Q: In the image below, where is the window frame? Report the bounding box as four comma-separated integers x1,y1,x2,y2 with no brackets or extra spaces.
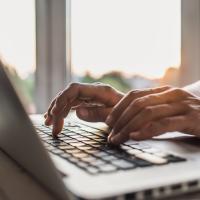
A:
35,0,200,112
35,0,71,113
180,0,200,86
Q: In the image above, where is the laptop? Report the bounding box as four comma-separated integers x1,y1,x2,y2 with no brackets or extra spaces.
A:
1,64,200,200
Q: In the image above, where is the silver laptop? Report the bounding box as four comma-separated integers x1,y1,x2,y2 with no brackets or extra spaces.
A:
1,64,200,200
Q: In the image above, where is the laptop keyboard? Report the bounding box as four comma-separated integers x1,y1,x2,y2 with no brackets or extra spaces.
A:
35,122,186,175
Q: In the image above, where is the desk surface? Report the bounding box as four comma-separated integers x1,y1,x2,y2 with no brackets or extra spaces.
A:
0,149,200,200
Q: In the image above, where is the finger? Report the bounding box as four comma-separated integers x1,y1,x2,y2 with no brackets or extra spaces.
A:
51,82,123,117
52,117,64,137
45,93,61,126
111,102,189,136
108,87,191,132
129,115,189,141
51,99,110,135
76,106,111,122
44,113,47,118
106,86,171,127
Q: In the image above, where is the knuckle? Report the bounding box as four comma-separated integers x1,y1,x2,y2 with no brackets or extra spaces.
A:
163,85,172,90
143,107,153,116
103,84,113,92
127,90,139,98
69,82,79,89
172,88,185,96
147,122,157,133
94,82,102,85
55,95,62,104
133,98,143,109
160,118,171,127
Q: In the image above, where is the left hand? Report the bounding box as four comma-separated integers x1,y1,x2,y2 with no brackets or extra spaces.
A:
106,86,200,144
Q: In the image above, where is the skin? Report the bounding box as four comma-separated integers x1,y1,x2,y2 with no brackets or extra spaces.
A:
44,82,123,137
45,83,200,145
106,86,200,144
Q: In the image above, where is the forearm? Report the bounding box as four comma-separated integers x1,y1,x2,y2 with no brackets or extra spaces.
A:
183,81,200,97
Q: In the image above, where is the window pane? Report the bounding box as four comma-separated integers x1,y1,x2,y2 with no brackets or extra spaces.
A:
0,0,35,113
71,0,181,92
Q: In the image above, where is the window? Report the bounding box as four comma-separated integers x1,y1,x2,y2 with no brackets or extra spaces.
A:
71,0,181,92
0,0,36,113
1,0,197,113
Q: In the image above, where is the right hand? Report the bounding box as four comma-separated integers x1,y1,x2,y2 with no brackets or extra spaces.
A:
44,82,124,137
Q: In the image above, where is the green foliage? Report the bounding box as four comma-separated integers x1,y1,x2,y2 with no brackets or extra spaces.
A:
3,64,34,110
80,70,131,92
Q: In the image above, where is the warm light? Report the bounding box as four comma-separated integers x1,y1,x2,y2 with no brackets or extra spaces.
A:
71,0,181,78
0,0,35,79
0,0,181,79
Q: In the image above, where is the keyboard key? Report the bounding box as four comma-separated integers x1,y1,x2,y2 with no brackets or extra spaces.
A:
58,144,75,150
71,142,87,147
56,142,68,146
136,153,167,165
87,167,99,174
143,148,161,154
91,159,107,166
128,157,152,167
84,149,99,154
98,164,117,173
76,137,90,141
51,149,63,154
46,146,56,151
95,152,110,157
111,160,136,169
165,155,186,163
68,157,79,163
81,156,97,163
87,135,101,140
63,139,79,143
73,153,89,159
154,152,169,158
64,149,82,154
62,131,77,136
102,155,118,161
78,146,93,150
78,162,89,168
58,145,75,150
79,132,94,136
90,143,102,148
70,135,85,139
83,141,99,145
60,153,71,159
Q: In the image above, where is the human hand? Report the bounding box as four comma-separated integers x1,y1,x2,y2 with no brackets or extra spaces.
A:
44,82,123,137
106,86,200,144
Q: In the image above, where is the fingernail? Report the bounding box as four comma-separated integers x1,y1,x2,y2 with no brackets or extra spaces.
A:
79,109,88,118
107,130,114,143
105,116,112,125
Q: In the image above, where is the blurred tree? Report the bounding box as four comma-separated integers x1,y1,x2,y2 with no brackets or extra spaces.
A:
2,61,34,112
80,70,131,92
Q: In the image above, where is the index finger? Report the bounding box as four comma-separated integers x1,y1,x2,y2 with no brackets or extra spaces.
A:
106,86,171,127
51,82,123,117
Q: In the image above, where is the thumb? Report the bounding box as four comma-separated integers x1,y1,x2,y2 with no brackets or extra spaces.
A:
76,106,111,122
